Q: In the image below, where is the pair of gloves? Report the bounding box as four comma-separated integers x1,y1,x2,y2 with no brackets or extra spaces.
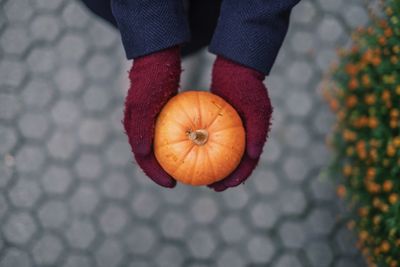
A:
123,45,273,191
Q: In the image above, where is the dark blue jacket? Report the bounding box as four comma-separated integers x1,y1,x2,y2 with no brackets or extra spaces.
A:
81,0,301,75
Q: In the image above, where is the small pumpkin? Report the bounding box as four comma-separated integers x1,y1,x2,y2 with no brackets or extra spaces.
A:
154,90,245,186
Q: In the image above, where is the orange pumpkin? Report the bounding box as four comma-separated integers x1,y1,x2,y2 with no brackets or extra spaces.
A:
154,90,245,186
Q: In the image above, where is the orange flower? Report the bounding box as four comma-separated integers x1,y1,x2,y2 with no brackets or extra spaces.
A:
346,95,358,108
383,180,394,192
387,144,396,156
381,241,391,253
362,75,371,87
365,94,376,105
349,78,359,90
390,119,398,129
368,117,379,128
389,194,398,204
391,109,399,117
382,90,391,101
345,63,358,76
343,164,352,176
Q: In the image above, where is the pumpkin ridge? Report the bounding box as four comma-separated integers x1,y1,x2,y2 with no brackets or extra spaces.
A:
210,140,242,154
210,125,243,134
157,139,189,148
196,92,202,128
175,98,196,130
206,103,227,129
205,148,216,183
171,143,196,174
188,146,199,185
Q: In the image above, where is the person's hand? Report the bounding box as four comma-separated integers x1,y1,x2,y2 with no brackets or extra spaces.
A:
123,45,181,188
208,56,273,192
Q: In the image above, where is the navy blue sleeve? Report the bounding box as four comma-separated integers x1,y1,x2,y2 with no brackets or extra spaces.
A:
111,0,190,59
209,0,301,75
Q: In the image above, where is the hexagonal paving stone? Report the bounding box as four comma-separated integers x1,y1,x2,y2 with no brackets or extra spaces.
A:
41,165,73,194
219,216,248,243
217,248,245,267
155,244,185,267
82,85,111,113
222,187,250,210
247,235,275,264
88,22,118,50
63,254,93,267
249,202,278,230
62,1,90,29
0,26,29,55
30,14,61,42
0,125,17,155
188,229,217,259
306,240,333,267
8,178,41,208
78,119,109,146
131,190,160,219
278,188,307,216
51,99,81,127
283,155,310,183
100,204,128,235
85,54,115,80
344,5,368,28
21,78,55,109
32,234,63,266
249,168,280,196
56,32,89,63
0,93,21,122
0,59,26,89
285,90,313,117
124,224,157,255
54,66,85,95
4,0,34,23
0,248,31,267
160,184,191,205
3,212,37,245
95,239,124,267
69,185,99,215
34,0,64,11
47,130,78,160
15,145,46,174
0,195,8,219
101,171,130,199
18,112,50,140
74,152,103,180
105,139,132,166
292,1,317,25
27,47,57,75
273,253,303,267
0,163,12,189
317,15,344,43
279,221,306,249
305,207,336,236
288,61,313,85
66,219,96,249
38,200,68,229
160,210,189,240
190,196,219,224
284,123,310,149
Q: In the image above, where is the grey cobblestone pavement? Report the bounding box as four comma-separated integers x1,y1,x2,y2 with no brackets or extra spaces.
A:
0,0,370,266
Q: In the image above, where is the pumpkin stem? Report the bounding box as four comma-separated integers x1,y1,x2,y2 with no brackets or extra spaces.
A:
187,129,209,146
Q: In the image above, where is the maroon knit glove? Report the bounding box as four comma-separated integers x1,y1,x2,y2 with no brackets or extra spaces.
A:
208,56,273,192
123,46,181,188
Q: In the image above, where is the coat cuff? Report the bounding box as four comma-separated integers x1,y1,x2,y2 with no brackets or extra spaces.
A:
111,0,190,59
209,0,300,75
